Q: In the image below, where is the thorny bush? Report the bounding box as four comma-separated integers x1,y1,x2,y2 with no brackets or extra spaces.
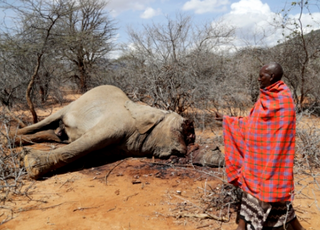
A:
0,120,27,205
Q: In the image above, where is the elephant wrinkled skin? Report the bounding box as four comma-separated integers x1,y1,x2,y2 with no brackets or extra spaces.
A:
16,85,196,179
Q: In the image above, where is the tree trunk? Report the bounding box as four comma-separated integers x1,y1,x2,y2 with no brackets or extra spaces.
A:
26,54,43,124
78,61,87,93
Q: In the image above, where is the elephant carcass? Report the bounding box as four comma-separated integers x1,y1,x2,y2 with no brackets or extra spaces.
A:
15,85,196,179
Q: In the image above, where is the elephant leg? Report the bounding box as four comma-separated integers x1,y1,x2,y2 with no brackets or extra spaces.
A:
13,130,62,146
24,127,122,179
17,106,68,135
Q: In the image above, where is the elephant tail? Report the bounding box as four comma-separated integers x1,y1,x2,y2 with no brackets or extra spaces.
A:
17,105,70,135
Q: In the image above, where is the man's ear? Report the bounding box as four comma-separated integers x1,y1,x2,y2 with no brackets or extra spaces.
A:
270,73,275,82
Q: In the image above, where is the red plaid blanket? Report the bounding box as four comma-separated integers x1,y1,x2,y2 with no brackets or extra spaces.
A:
223,81,296,202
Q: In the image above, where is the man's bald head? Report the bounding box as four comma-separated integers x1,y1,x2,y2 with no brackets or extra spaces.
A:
258,63,283,89
263,62,283,82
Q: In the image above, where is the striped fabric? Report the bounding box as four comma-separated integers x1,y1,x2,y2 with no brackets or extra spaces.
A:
239,191,296,230
223,81,296,202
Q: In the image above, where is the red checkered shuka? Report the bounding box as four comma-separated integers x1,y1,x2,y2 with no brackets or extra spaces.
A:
223,81,296,202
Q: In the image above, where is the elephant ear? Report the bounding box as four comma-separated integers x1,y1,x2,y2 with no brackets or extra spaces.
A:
125,100,167,134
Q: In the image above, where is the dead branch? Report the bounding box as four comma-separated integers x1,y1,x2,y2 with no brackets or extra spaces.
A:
105,159,127,185
172,194,230,222
124,193,139,202
107,206,117,212
73,205,102,212
16,203,64,213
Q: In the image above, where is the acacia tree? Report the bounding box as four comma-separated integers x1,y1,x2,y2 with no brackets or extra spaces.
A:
273,0,320,111
0,0,71,124
0,0,117,124
57,0,117,93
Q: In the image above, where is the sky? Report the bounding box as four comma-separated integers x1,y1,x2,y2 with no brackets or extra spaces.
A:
105,0,320,56
0,0,319,57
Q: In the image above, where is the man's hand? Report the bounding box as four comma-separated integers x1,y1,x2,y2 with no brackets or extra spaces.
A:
214,111,224,121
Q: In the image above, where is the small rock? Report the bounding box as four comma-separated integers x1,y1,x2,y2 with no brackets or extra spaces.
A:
132,180,141,184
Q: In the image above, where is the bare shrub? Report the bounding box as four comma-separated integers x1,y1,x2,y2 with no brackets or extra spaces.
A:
110,14,240,131
295,112,320,170
0,121,27,205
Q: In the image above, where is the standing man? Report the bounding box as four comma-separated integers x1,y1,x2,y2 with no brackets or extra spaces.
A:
215,63,305,230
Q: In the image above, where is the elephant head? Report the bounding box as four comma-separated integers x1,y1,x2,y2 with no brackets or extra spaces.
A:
125,101,195,158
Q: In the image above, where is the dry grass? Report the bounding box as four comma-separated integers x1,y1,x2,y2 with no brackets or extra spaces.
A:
1,104,320,227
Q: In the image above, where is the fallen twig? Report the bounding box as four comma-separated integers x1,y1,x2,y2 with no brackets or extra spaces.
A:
16,202,64,213
140,160,195,168
73,205,102,212
107,206,116,212
0,215,14,226
179,213,211,219
105,159,127,185
173,194,229,222
59,177,75,188
124,193,139,201
196,224,211,229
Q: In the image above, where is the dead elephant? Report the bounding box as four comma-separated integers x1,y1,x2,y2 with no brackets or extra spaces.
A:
13,85,196,179
15,85,224,179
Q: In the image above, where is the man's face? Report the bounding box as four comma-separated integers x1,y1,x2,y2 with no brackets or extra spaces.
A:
258,66,273,89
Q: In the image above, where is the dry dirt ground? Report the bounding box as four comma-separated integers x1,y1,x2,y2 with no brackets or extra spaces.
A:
1,154,320,230
1,95,320,230
1,156,233,230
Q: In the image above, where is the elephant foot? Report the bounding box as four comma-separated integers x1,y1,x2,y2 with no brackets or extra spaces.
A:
24,151,56,179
